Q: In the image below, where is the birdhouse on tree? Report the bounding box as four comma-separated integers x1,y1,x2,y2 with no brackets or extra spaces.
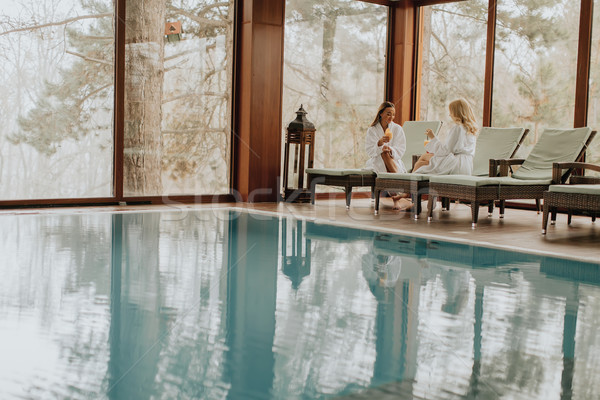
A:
165,21,182,43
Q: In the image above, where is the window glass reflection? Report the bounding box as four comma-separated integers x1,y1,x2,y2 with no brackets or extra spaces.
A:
282,0,388,177
493,0,580,157
124,0,234,196
0,1,114,200
419,1,488,127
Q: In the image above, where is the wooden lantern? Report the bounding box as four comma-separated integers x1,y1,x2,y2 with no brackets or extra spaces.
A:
281,218,311,289
283,105,316,202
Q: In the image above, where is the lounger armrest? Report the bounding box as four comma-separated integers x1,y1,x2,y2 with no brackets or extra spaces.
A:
493,158,525,176
552,162,600,183
489,159,499,177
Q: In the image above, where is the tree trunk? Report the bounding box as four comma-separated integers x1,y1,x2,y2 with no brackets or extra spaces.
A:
320,12,337,101
420,7,432,120
123,0,165,196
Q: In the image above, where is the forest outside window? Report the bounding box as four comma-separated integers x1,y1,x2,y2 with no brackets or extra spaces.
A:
281,0,388,189
419,1,488,130
492,0,580,157
123,0,234,197
0,0,115,200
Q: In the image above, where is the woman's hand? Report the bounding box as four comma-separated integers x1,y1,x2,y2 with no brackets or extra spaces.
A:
425,129,435,140
382,145,393,158
377,135,390,147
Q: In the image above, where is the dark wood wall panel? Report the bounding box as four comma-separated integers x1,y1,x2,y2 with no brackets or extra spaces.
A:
482,0,496,127
575,0,593,128
253,0,285,25
388,3,417,124
234,0,285,202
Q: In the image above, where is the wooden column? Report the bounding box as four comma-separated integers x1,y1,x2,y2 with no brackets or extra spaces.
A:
114,0,125,200
387,1,418,125
574,0,594,128
482,0,497,127
233,0,285,202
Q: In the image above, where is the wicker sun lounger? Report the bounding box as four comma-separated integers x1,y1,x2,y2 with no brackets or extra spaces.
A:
375,127,529,218
306,168,376,209
369,120,442,216
306,120,442,209
428,128,597,227
542,162,600,234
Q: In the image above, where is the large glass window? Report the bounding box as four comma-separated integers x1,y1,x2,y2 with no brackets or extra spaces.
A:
282,0,388,178
124,0,233,197
419,1,488,128
587,0,600,173
0,0,114,200
493,0,580,152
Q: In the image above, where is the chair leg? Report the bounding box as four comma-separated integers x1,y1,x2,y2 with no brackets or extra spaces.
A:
535,198,541,214
427,196,435,222
568,211,572,225
345,186,352,209
499,200,505,218
471,201,480,228
593,214,597,222
551,208,557,225
488,201,494,217
374,189,381,215
542,202,549,234
309,178,316,205
414,191,422,220
438,197,445,210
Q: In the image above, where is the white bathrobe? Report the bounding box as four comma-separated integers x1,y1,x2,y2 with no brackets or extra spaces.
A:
414,124,476,175
364,121,407,173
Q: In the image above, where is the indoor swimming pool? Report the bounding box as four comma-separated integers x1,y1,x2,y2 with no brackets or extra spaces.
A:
1,208,599,399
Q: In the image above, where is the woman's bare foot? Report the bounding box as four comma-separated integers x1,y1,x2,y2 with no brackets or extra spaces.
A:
391,193,409,201
393,197,413,211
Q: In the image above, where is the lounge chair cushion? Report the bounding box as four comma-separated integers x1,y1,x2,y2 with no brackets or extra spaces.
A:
548,184,600,195
306,168,375,176
402,121,443,169
472,127,525,176
429,175,500,187
494,176,552,186
512,127,593,180
376,172,430,181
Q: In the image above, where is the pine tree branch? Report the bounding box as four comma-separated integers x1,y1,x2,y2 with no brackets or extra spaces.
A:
197,2,230,16
0,13,113,37
78,83,113,106
162,92,228,105
168,5,229,28
66,50,112,66
162,127,226,135
431,7,486,24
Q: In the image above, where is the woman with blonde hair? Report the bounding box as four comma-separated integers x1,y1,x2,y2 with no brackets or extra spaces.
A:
413,98,478,175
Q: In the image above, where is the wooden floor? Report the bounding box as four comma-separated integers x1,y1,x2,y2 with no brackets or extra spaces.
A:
2,198,598,263
248,197,600,263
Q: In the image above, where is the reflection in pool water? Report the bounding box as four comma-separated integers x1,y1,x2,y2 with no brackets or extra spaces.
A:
0,209,599,399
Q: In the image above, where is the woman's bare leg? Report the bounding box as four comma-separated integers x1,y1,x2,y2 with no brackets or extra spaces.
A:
413,153,434,172
380,151,398,173
381,152,411,209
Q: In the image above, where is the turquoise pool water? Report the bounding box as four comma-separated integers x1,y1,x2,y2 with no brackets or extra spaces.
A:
0,208,599,399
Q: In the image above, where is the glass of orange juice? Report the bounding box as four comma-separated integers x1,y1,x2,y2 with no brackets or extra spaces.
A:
384,128,393,140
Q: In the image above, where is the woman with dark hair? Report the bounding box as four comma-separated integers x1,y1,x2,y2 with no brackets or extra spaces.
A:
365,101,410,209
